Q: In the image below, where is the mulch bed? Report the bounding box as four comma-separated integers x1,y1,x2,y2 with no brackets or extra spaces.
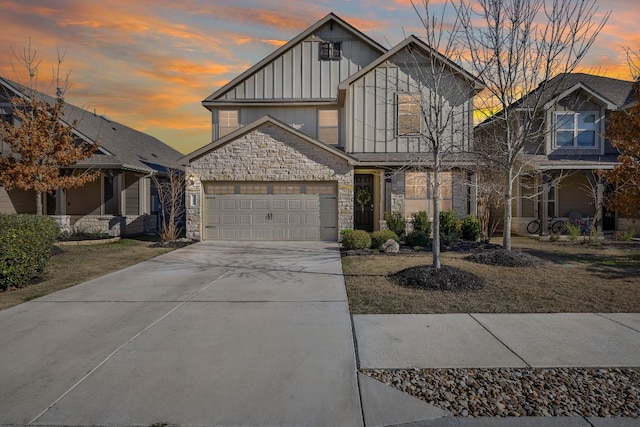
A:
389,264,485,292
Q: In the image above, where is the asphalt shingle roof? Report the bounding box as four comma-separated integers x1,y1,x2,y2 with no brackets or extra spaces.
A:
0,77,183,174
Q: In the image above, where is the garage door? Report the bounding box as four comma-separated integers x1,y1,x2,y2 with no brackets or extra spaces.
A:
203,182,337,241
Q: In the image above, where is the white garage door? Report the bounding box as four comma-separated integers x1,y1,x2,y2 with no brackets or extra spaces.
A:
203,182,337,241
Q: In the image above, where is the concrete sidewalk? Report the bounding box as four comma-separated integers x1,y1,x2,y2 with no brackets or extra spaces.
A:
354,313,640,427
354,313,640,369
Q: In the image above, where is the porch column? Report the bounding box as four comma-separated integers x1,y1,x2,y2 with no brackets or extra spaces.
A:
469,173,478,216
541,180,549,236
56,188,66,215
116,173,124,216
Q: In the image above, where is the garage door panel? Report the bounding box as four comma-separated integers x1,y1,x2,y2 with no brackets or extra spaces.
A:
203,184,337,241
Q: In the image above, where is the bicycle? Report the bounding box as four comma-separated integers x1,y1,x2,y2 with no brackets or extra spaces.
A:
526,217,566,234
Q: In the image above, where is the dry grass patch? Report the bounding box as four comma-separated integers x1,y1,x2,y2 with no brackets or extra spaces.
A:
343,236,640,313
0,238,174,310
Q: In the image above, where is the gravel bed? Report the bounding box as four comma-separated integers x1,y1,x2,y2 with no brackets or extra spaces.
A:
362,367,640,417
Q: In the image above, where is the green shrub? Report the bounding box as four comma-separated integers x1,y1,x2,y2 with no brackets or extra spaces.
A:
0,214,60,290
341,229,371,250
384,212,406,238
440,230,460,247
439,210,460,235
566,222,581,242
410,211,431,236
460,215,481,241
371,230,399,249
406,230,430,247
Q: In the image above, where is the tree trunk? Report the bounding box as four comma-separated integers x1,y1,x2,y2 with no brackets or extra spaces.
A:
502,168,513,250
35,191,43,215
432,168,441,269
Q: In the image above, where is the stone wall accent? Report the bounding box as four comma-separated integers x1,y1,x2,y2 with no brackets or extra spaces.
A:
185,123,354,240
52,215,157,237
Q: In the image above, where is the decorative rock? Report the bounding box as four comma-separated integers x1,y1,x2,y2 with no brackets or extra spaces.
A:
382,239,400,253
361,367,640,418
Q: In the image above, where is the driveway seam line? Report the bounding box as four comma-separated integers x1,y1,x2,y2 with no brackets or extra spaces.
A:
595,313,640,334
28,271,232,425
468,314,532,368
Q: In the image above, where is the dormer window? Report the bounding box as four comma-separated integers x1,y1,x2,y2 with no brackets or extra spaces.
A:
555,111,597,148
320,41,342,60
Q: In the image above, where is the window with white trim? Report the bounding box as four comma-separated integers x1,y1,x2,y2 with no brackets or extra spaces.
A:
397,93,421,135
218,110,239,138
317,109,338,145
554,111,597,148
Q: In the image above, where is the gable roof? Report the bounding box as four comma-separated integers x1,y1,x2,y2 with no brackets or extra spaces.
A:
338,35,484,93
515,73,635,111
181,115,356,165
339,34,485,92
0,77,183,174
203,12,387,104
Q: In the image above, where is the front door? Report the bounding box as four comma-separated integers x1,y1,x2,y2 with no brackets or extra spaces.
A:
354,174,374,232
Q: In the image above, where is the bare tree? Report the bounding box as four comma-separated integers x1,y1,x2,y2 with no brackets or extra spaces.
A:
152,169,185,242
455,0,609,249
0,42,99,215
398,0,482,268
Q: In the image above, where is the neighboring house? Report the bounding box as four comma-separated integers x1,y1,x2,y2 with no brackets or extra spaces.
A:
183,13,483,241
478,73,636,235
0,77,184,236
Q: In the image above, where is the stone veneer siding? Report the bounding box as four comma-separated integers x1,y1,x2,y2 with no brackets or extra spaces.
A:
52,215,157,236
185,123,354,241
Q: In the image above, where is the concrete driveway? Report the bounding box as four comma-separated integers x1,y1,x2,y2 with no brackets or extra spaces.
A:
0,241,363,426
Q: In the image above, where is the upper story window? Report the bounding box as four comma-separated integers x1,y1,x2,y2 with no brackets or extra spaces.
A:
317,109,338,145
554,111,597,148
320,41,342,60
218,110,239,138
397,93,421,135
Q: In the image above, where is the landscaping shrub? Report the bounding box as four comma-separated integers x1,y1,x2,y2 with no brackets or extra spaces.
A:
0,214,60,290
406,230,430,247
371,230,399,249
460,215,481,241
566,222,581,242
341,229,371,250
384,212,406,238
410,210,431,236
439,210,460,235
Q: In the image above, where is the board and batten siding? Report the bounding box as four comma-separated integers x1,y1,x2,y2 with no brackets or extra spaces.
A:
218,24,381,101
346,57,474,154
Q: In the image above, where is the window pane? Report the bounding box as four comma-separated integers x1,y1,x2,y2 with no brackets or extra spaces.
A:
577,131,595,146
578,113,596,130
219,110,239,137
398,94,421,135
556,131,574,147
318,110,338,126
556,113,574,130
318,127,338,145
318,110,338,144
406,172,428,199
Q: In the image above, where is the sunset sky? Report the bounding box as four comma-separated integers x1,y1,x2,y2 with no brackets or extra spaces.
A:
1,0,638,154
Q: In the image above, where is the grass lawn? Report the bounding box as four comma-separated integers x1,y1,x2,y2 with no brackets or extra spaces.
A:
343,236,640,313
0,237,174,311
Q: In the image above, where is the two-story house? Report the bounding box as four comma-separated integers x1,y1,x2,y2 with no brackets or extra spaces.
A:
479,73,636,235
183,13,483,241
0,77,184,236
